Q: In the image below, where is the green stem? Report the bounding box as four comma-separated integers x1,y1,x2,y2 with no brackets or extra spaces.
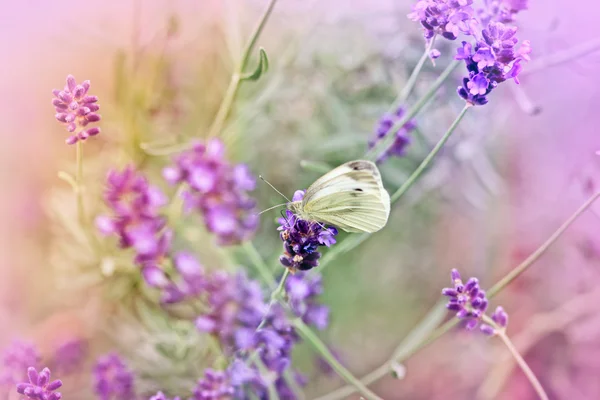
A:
487,191,600,297
75,140,85,225
391,104,470,202
394,35,437,107
481,315,548,400
243,242,277,287
256,268,290,331
207,0,278,138
293,319,383,400
366,59,461,162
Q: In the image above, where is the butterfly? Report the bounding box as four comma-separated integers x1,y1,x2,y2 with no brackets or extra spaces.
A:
288,160,390,233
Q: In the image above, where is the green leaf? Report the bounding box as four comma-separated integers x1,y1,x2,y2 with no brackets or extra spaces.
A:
241,47,269,81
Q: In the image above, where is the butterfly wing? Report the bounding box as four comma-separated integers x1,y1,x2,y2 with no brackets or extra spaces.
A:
302,160,390,233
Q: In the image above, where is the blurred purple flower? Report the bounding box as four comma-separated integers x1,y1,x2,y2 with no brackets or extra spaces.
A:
16,367,62,400
51,338,88,375
278,191,338,272
477,0,529,25
368,107,417,163
150,391,181,400
96,166,173,288
93,353,135,400
0,341,40,387
442,269,489,330
286,272,329,330
192,368,234,400
52,74,101,145
164,139,259,246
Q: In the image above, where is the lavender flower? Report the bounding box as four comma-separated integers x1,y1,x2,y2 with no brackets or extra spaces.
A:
408,0,476,42
96,166,172,287
163,139,259,245
93,353,135,400
480,306,509,335
286,272,329,330
455,21,531,105
195,271,266,353
149,391,181,400
368,107,417,163
52,74,101,145
0,341,40,387
442,269,489,330
51,338,88,375
16,367,62,400
192,369,234,400
278,191,338,272
477,0,529,25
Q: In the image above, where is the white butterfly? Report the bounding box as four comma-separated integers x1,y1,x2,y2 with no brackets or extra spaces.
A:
288,160,390,233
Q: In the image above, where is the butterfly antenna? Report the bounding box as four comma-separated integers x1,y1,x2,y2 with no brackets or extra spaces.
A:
258,203,288,215
259,175,292,202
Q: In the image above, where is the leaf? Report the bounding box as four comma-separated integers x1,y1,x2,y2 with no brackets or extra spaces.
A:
241,47,269,81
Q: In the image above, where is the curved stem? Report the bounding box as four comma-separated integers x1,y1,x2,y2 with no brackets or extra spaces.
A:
207,0,278,138
482,315,548,400
256,268,290,331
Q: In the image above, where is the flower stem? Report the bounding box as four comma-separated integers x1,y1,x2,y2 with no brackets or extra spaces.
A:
390,103,471,202
393,35,437,108
366,59,461,162
243,242,277,287
75,140,86,225
481,315,549,400
487,190,600,297
207,0,278,139
256,268,290,331
293,319,383,400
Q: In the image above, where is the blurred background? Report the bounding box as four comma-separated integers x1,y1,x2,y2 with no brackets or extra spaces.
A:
2,0,600,399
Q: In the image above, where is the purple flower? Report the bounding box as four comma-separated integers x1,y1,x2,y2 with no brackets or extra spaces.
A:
150,391,181,400
477,0,528,25
408,0,476,55
96,166,173,286
442,269,489,330
286,272,329,330
51,338,88,375
16,367,62,400
52,75,101,145
456,21,530,105
278,191,338,272
192,369,234,400
481,306,510,335
0,341,40,387
93,353,135,400
368,107,417,163
164,139,259,246
195,271,266,353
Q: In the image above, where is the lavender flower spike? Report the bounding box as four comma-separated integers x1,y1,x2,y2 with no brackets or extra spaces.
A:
278,190,338,272
93,353,135,400
368,106,417,163
52,74,101,145
442,268,489,330
16,367,62,400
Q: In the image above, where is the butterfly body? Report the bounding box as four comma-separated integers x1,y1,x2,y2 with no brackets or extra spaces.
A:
288,160,390,233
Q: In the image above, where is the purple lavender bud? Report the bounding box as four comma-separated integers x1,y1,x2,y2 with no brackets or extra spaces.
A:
142,265,170,288
450,268,461,282
464,277,479,292
480,324,496,336
16,367,62,400
464,319,479,331
430,49,441,59
368,106,416,163
441,288,458,297
491,306,509,327
446,302,462,311
52,75,101,144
